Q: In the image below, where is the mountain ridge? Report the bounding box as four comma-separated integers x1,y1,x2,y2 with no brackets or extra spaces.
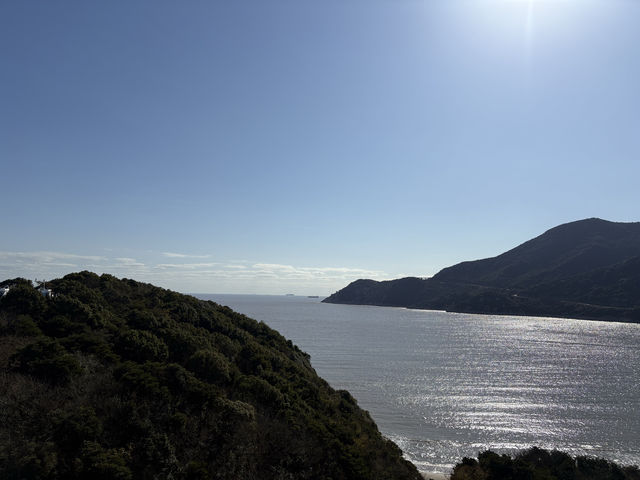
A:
323,218,640,322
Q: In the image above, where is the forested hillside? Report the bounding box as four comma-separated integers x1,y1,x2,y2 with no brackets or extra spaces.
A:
0,272,421,480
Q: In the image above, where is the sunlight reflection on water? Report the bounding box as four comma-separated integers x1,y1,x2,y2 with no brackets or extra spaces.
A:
199,294,640,475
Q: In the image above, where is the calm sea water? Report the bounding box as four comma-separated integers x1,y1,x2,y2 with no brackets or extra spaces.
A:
197,294,640,475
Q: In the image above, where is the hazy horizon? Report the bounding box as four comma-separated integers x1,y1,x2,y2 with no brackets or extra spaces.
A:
2,1,639,295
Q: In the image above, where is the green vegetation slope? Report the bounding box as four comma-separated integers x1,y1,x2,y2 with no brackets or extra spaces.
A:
450,447,640,480
0,272,421,480
324,218,640,322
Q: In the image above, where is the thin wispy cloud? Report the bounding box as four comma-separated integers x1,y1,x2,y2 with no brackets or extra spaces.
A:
156,262,220,269
0,250,392,295
161,252,211,259
250,263,387,281
0,251,149,276
115,257,145,267
0,251,106,263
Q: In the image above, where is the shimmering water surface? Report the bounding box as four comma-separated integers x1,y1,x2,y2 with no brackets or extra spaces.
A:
197,294,640,474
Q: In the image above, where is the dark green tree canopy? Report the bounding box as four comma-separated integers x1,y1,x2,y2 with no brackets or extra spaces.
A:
0,271,421,480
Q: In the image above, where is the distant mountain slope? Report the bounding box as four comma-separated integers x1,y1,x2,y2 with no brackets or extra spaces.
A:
527,256,640,307
434,218,640,288
0,272,422,480
324,219,640,322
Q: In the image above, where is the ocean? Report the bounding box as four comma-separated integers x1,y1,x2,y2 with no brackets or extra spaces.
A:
197,294,640,475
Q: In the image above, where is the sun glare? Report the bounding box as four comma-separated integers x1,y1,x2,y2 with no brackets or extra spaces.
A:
473,0,588,45
450,0,597,84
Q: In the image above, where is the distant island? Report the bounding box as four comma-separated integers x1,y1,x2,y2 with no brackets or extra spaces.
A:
324,218,640,323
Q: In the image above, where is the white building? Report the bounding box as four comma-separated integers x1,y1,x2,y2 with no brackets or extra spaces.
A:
38,285,53,298
0,287,9,297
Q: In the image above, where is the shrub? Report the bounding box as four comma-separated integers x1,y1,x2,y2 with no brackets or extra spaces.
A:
115,329,169,362
187,349,232,385
11,337,83,385
128,310,164,331
80,441,132,480
8,314,42,337
52,407,103,452
237,375,285,409
1,284,46,317
451,448,640,480
39,314,84,337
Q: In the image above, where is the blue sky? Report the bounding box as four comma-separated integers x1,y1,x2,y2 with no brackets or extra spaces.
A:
2,0,639,295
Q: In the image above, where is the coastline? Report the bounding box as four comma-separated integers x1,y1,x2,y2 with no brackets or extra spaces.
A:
421,473,448,480
322,297,639,324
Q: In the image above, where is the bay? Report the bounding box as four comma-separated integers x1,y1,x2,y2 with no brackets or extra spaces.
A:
197,294,640,475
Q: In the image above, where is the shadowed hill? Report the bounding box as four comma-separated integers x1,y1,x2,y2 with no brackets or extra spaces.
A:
0,272,422,480
433,218,640,288
324,219,640,322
